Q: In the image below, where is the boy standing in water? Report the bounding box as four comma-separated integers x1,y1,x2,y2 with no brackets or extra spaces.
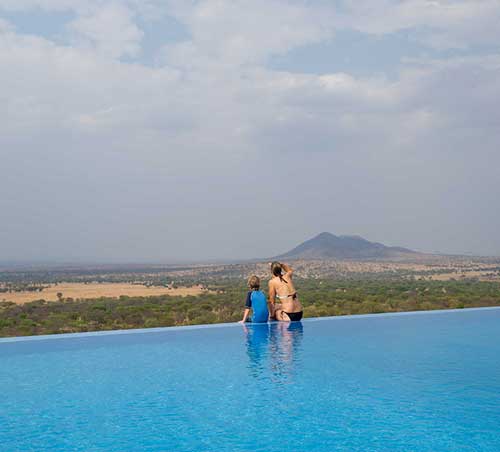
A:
239,275,269,323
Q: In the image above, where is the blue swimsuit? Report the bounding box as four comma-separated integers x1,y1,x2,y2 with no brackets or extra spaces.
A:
245,290,269,323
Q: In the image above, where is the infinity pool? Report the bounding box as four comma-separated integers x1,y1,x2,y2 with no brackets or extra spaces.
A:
1,308,500,451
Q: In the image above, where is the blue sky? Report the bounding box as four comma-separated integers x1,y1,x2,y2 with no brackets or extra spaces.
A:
1,0,500,262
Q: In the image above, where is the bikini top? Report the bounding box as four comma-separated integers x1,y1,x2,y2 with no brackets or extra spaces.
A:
276,292,297,300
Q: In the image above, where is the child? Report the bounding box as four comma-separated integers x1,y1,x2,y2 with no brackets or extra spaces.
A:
239,275,269,323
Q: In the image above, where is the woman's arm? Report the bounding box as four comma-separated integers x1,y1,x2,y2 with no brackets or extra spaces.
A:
280,262,293,276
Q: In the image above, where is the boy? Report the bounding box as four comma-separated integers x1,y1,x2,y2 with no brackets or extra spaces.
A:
239,275,269,323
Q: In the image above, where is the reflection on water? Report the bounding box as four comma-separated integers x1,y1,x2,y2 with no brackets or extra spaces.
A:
243,322,303,383
243,323,271,378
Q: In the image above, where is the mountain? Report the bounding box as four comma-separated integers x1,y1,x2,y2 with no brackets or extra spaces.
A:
273,232,418,260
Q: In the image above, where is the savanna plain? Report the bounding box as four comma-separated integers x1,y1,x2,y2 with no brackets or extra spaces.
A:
1,257,500,337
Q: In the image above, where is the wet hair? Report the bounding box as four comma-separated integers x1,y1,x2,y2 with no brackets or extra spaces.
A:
247,275,260,290
271,262,287,283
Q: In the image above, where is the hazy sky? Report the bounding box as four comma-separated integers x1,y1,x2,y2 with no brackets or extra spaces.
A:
1,0,500,262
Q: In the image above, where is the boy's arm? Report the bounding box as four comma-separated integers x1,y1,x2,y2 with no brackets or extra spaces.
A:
239,308,251,323
238,291,252,323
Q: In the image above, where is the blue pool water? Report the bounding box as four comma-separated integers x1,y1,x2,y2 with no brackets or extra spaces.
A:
1,308,500,452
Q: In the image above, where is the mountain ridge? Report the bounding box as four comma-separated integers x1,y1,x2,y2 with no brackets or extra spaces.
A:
273,232,418,260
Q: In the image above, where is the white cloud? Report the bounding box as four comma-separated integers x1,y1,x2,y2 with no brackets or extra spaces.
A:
0,26,181,139
0,16,13,32
0,0,86,12
1,13,499,156
162,0,335,67
336,0,500,49
3,0,499,59
1,0,500,259
66,4,143,59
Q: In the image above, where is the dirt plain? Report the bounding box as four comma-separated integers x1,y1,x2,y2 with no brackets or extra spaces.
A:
1,283,208,305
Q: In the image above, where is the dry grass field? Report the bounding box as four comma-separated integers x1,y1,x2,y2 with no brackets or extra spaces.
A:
1,283,208,305
421,270,500,281
279,259,500,281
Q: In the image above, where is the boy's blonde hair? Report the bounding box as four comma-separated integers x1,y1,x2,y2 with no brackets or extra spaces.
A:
247,275,260,290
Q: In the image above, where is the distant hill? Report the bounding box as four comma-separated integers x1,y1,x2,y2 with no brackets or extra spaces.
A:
273,232,419,260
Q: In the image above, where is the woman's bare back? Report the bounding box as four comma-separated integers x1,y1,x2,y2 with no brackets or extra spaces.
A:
269,265,302,317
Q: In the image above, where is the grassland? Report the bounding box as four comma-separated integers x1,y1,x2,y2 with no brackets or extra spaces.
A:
0,283,207,304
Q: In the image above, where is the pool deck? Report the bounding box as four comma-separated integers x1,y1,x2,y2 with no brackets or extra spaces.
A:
1,306,500,344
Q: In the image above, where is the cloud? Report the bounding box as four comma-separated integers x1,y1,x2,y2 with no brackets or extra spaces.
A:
0,16,13,31
162,0,336,67
3,0,499,55
1,0,500,259
1,11,499,155
66,3,143,59
0,26,185,145
336,0,500,50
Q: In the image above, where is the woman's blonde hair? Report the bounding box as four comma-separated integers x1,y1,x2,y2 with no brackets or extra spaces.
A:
247,275,260,289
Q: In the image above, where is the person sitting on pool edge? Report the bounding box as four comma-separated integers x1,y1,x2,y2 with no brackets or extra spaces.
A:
268,261,303,321
239,275,269,323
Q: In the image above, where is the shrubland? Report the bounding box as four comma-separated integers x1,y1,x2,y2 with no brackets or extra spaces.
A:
1,278,500,337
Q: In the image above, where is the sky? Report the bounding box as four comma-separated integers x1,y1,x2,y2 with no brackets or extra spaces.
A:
1,0,500,263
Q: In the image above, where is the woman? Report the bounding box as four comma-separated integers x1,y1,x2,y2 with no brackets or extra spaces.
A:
268,261,303,321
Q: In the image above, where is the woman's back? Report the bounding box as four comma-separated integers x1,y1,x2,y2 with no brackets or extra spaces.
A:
272,273,297,299
269,263,302,315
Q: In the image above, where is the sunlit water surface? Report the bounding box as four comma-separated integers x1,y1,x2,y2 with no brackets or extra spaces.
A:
1,308,500,451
